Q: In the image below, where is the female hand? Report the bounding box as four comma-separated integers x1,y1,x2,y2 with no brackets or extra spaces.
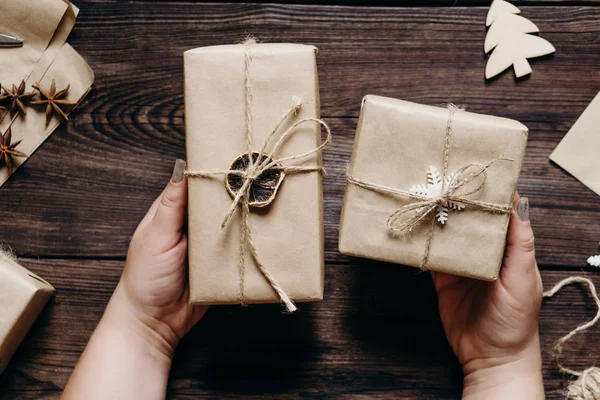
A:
433,194,545,399
118,158,207,350
63,159,207,400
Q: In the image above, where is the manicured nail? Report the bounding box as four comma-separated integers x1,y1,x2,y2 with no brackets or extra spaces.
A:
171,159,185,183
517,197,529,221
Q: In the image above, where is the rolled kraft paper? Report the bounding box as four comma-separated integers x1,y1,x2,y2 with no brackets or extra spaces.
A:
184,43,325,305
0,252,54,374
339,95,528,281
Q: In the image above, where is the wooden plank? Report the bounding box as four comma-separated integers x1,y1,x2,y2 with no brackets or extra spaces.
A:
1,115,599,267
73,0,600,6
0,259,598,399
1,3,598,400
0,4,598,266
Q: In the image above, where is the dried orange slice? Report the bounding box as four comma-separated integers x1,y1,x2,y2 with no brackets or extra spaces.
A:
225,151,285,207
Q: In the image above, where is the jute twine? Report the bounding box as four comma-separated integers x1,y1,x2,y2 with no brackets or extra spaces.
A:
0,247,17,262
185,38,331,313
346,105,514,269
544,277,600,400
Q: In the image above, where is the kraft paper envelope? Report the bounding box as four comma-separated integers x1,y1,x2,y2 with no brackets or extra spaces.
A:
0,43,95,186
0,0,68,85
1,0,79,125
550,91,600,196
28,1,80,85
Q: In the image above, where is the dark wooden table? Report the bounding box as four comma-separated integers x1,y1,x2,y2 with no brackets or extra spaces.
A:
1,1,600,399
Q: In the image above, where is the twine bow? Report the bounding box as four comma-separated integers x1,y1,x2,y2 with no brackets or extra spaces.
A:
544,277,600,400
185,38,331,313
347,105,514,269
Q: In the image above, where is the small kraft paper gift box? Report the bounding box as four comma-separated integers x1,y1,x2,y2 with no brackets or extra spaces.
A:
0,252,54,374
339,95,528,280
184,40,329,312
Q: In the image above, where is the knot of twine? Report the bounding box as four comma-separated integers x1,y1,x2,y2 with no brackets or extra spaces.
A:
347,105,514,269
544,277,600,400
185,38,331,313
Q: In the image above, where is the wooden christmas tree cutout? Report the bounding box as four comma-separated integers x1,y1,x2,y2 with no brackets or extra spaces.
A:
486,0,520,26
485,0,555,79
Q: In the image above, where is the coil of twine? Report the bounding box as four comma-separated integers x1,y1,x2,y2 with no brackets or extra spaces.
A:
544,277,600,400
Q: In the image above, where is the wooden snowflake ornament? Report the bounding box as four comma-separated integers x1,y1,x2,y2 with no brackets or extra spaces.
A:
410,166,465,225
485,0,555,79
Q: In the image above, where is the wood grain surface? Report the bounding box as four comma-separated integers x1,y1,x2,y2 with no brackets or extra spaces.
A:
0,2,599,399
76,0,600,5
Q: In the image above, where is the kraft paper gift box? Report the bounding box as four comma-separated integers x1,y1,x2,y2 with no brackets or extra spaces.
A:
0,253,54,374
339,95,528,280
184,42,326,311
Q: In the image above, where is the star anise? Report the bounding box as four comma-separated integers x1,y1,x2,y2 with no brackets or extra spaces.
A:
0,80,36,115
0,127,28,173
0,86,5,112
32,79,78,126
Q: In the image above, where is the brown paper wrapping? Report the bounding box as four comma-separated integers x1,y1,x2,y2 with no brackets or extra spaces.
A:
550,91,600,196
28,1,80,85
339,96,528,281
184,43,324,305
0,44,95,186
0,253,54,374
0,0,68,85
0,1,94,186
0,0,78,103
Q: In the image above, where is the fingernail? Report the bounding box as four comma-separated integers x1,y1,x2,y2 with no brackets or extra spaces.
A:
517,197,529,221
171,159,185,183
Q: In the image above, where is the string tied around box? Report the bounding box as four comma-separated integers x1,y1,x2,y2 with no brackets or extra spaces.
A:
185,37,331,313
346,105,514,269
544,277,600,400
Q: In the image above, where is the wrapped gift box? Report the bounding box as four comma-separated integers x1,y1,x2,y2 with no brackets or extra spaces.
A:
184,42,325,307
339,95,528,280
0,253,54,374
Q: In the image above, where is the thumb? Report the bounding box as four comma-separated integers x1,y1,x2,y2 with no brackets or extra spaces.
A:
151,159,188,236
501,195,543,311
502,194,537,276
